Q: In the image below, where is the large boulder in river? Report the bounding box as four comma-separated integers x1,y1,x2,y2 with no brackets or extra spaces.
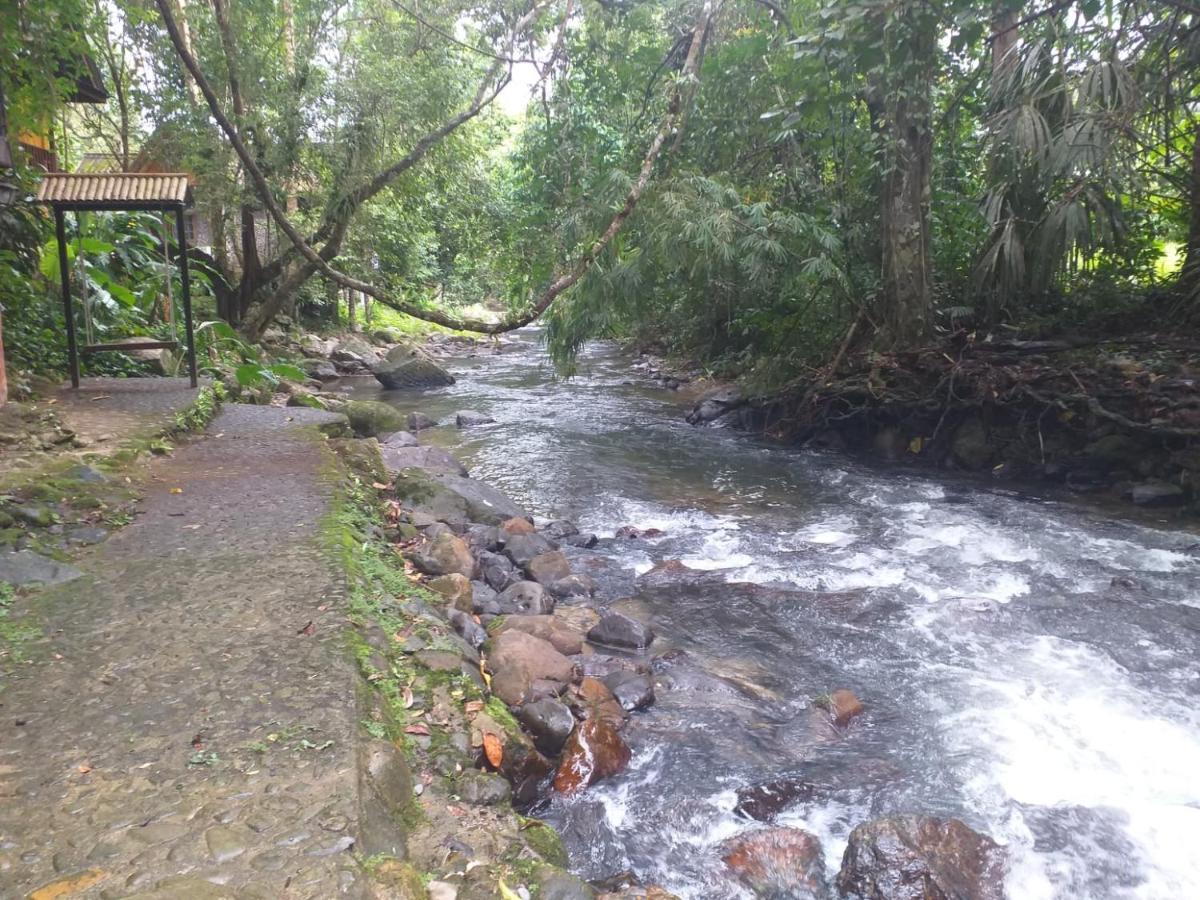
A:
552,715,630,794
488,630,576,705
372,342,455,389
837,816,1006,900
686,384,744,426
344,400,407,437
380,444,467,477
722,827,828,898
392,469,529,526
410,532,475,578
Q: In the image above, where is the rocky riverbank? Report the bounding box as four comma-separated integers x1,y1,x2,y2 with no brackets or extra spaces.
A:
679,334,1200,520
334,377,1011,898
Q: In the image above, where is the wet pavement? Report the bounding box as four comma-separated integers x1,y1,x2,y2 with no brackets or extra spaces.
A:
0,405,362,899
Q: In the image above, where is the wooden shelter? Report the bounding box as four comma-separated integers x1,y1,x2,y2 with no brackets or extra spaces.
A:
36,172,199,388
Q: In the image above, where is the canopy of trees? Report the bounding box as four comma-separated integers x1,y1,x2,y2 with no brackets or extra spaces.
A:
3,0,1198,382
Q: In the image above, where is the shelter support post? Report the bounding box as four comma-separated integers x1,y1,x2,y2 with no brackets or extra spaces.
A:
53,207,80,388
174,207,198,388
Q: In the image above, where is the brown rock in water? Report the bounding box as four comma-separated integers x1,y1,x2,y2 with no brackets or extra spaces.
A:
735,777,820,822
527,550,572,586
836,816,1006,900
410,532,475,578
487,630,575,705
829,689,864,727
501,516,535,536
426,573,473,611
552,716,631,794
722,827,828,898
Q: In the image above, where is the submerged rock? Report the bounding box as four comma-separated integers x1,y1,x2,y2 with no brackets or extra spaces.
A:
455,410,495,426
826,688,865,727
836,816,1006,900
722,827,828,898
1130,481,1185,507
734,777,820,822
588,611,655,651
372,342,455,389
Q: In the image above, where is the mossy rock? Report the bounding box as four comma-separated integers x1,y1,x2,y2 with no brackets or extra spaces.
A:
523,822,569,868
344,401,408,438
330,438,388,484
368,859,425,899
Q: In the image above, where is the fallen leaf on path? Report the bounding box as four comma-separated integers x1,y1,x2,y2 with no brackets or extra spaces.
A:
297,620,316,636
483,733,503,768
404,724,430,736
464,700,484,715
402,686,415,709
371,482,392,491
170,487,184,494
29,869,107,899
89,395,112,402
76,763,92,774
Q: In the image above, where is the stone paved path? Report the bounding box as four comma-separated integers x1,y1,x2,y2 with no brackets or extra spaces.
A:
0,405,363,899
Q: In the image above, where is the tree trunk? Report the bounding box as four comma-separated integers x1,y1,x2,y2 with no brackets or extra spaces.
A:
1184,118,1200,298
877,1,934,348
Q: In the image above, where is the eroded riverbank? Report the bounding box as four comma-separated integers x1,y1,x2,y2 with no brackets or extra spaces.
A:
353,332,1200,899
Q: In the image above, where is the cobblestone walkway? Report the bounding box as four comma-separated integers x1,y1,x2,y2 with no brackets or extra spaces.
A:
0,405,363,899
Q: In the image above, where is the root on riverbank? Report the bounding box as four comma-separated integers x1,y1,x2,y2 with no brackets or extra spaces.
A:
704,332,1200,513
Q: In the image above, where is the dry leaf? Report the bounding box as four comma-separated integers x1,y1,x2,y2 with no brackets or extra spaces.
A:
170,487,183,494
404,724,430,736
402,686,415,709
464,700,484,715
483,732,503,768
76,763,92,774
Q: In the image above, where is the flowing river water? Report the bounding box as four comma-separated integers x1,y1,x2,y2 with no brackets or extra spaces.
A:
349,332,1200,899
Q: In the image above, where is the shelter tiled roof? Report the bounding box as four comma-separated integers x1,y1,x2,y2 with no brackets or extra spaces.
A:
35,173,192,208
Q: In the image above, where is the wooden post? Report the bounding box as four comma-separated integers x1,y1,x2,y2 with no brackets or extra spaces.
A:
175,206,199,387
54,207,80,388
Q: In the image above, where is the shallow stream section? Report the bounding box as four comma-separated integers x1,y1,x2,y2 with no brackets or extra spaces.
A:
347,333,1200,899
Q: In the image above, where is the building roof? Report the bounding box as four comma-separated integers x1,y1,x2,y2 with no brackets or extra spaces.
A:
35,173,192,209
75,152,122,174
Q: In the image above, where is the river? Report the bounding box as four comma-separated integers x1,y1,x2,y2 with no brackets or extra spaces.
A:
349,331,1200,899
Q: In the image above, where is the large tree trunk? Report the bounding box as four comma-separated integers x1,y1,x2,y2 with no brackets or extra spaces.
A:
878,5,933,348
1184,119,1200,299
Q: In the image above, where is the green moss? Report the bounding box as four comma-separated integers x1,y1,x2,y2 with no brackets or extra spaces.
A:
485,696,522,736
522,821,569,868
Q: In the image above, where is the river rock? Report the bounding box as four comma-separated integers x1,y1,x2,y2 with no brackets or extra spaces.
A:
449,609,487,649
1130,481,1185,507
465,524,502,552
457,771,511,806
479,550,519,592
380,444,467,476
827,688,864,727
427,573,473,610
527,550,572,586
836,816,1006,900
575,676,626,728
542,520,579,540
603,670,655,711
408,411,437,431
372,342,455,389
550,573,598,599
735,778,820,822
300,333,336,357
517,698,577,756
472,580,499,610
722,827,827,898
561,532,600,549
504,532,556,567
553,716,631,794
379,430,418,448
537,870,597,900
411,532,475,578
488,630,576,705
496,614,583,655
456,410,495,426
686,384,744,426
496,580,555,615
501,516,536,536
344,400,407,437
588,612,655,651
300,357,339,381
394,469,529,526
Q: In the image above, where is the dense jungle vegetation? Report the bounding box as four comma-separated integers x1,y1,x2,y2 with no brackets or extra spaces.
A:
2,0,1198,387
